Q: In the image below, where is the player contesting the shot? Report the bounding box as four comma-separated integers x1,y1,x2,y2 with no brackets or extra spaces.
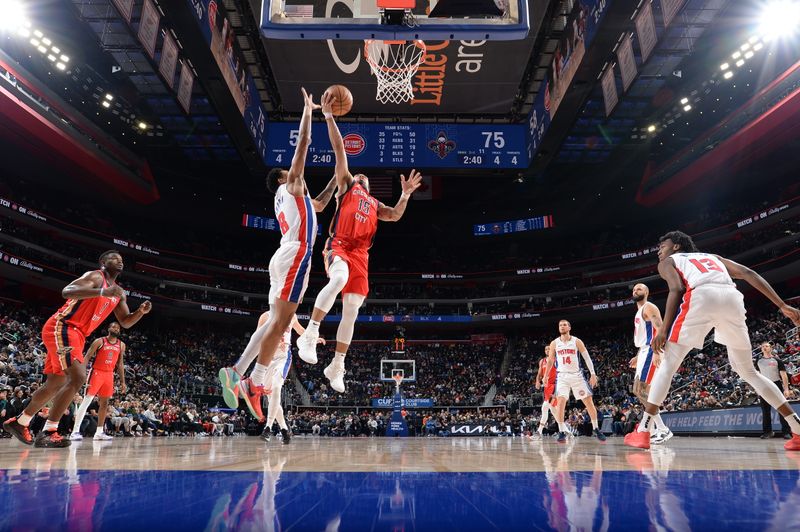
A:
624,231,800,450
296,87,422,393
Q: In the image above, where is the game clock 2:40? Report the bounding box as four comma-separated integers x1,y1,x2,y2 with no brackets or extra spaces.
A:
266,123,529,169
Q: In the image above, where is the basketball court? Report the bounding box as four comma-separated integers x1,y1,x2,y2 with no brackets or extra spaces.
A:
1,436,799,529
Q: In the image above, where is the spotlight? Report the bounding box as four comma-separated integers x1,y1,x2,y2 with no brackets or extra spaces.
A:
60,55,69,62
683,104,692,112
740,42,751,51
724,71,734,79
102,100,111,108
0,0,29,33
33,29,42,38
744,50,754,58
736,59,745,67
105,93,114,101
720,62,730,70
754,42,764,51
29,38,39,46
680,97,689,104
647,124,656,132
42,37,51,45
51,46,60,54
46,54,56,62
17,27,29,37
749,35,760,43
56,62,66,71
36,45,46,53
732,51,741,59
758,0,800,38
137,121,148,130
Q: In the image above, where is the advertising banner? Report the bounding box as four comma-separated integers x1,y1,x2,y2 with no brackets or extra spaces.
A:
662,404,800,433
372,398,434,408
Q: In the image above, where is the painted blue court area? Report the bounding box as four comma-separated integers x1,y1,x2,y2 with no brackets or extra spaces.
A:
2,467,799,530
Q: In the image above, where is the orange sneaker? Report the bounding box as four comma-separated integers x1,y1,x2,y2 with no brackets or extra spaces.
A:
238,378,265,422
624,430,651,450
784,434,800,451
34,430,70,448
4,417,33,445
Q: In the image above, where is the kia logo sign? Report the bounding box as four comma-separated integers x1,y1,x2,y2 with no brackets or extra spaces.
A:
343,133,366,156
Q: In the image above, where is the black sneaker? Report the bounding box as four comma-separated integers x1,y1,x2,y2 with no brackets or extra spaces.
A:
34,430,71,448
4,418,33,445
280,428,291,445
594,428,607,442
261,429,271,442
557,432,567,443
761,431,775,439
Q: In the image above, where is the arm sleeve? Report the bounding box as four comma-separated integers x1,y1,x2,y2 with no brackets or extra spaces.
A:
580,351,596,375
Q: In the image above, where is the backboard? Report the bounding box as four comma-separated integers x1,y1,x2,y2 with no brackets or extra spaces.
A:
380,359,416,382
261,0,529,40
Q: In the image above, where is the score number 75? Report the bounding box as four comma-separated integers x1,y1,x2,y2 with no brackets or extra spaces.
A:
481,131,505,149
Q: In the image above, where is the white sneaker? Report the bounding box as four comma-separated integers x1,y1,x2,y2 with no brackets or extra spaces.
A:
324,360,346,393
93,432,113,441
70,433,83,441
296,330,319,364
651,428,674,445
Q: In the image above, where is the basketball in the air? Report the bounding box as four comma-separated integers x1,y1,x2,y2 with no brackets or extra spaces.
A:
325,84,353,116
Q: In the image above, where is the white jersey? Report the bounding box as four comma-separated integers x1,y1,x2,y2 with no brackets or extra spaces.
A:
274,184,317,247
633,305,655,348
671,252,735,290
554,337,581,374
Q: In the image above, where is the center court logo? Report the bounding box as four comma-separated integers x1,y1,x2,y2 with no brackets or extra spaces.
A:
343,133,366,156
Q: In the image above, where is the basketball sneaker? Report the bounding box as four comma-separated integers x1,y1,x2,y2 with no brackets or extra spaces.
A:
324,360,346,393
593,428,607,441
4,417,33,445
218,367,241,409
623,430,651,450
784,434,800,451
280,428,292,445
296,331,319,364
556,431,567,443
261,427,271,442
93,432,113,441
651,428,674,445
34,430,70,448
70,433,83,441
239,378,265,421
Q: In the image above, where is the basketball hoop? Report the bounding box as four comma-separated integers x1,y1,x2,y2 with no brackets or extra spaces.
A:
392,372,404,393
364,39,426,104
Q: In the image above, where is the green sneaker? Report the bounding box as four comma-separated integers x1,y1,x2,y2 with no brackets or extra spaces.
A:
218,367,241,409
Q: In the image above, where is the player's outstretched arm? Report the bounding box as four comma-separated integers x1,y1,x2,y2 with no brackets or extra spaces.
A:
377,169,423,222
287,88,318,194
113,296,153,329
717,255,800,326
311,175,338,212
652,258,685,353
321,92,352,192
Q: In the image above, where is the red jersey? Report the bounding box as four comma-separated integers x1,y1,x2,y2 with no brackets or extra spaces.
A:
94,337,121,372
51,271,121,337
539,358,556,386
328,181,379,250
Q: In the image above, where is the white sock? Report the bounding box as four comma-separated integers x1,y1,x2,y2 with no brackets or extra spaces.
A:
266,383,282,428
333,352,346,364
537,425,544,434
653,413,667,431
558,423,568,433
234,323,269,375
591,419,598,430
275,405,288,431
638,412,652,433
251,363,268,387
44,420,59,432
18,413,32,426
784,413,800,435
72,395,95,434
306,320,320,336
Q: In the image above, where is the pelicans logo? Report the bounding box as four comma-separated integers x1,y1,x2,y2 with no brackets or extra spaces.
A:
427,131,456,159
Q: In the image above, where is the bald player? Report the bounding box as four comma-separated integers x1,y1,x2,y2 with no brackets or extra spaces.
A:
629,283,671,444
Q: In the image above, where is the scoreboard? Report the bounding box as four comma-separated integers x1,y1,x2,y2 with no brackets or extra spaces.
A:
267,123,529,169
473,215,554,236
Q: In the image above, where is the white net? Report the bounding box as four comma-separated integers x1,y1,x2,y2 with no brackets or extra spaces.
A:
364,40,426,104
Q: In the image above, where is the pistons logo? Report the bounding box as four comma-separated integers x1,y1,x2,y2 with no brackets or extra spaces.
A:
343,134,366,156
578,390,586,397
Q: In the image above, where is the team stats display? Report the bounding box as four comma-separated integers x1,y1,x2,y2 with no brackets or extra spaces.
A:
266,123,528,169
473,215,554,236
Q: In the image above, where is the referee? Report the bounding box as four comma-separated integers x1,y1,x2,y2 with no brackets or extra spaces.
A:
755,342,795,439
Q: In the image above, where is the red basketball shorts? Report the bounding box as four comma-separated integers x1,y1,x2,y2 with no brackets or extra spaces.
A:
325,241,370,297
42,317,86,376
87,370,115,398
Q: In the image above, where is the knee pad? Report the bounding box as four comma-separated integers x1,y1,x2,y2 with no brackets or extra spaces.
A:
337,294,365,346
315,259,350,312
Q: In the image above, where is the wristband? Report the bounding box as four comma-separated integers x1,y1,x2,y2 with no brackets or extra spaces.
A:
323,112,334,120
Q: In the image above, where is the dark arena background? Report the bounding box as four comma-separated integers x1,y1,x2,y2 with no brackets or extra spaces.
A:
1,0,800,529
